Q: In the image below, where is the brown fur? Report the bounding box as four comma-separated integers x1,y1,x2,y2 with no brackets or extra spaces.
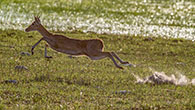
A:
25,17,129,69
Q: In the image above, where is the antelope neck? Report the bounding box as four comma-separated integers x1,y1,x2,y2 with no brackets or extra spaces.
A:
37,24,52,38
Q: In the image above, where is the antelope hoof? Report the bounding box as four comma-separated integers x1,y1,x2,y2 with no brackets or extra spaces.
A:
31,49,34,55
31,51,34,55
117,66,123,69
45,56,53,59
121,61,129,64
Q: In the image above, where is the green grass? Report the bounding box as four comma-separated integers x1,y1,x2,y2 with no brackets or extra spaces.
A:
0,0,195,109
0,29,195,109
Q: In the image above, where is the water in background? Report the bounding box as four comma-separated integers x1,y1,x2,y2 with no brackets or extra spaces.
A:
0,0,194,40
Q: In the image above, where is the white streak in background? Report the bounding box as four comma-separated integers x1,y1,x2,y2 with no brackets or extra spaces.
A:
132,68,195,86
0,2,194,40
192,79,195,85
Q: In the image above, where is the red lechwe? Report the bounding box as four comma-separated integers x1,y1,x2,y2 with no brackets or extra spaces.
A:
25,17,129,69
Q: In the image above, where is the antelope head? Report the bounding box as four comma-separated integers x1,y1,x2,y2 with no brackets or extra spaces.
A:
25,16,41,32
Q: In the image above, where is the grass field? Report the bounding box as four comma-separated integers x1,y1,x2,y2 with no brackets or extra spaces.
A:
0,29,195,109
0,0,195,109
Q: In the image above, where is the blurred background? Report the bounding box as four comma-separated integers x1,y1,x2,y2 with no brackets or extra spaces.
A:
0,0,194,40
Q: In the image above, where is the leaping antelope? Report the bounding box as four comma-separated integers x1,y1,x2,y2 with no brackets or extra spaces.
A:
25,17,129,69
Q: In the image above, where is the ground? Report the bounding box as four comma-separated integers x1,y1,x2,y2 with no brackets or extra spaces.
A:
0,29,195,109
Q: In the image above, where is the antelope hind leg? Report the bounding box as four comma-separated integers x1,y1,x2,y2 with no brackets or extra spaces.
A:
111,52,129,64
89,52,123,69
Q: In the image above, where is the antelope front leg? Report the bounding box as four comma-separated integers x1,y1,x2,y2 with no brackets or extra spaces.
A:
44,44,52,59
31,38,44,55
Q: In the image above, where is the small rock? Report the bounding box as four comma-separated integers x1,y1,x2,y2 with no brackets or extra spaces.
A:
20,52,31,56
4,80,18,84
115,90,131,94
15,65,28,71
176,62,186,66
28,35,33,38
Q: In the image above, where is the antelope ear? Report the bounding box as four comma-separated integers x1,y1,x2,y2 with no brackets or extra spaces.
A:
37,16,41,23
35,16,41,24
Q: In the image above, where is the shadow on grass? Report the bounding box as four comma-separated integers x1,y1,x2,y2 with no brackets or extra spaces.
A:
28,74,91,86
